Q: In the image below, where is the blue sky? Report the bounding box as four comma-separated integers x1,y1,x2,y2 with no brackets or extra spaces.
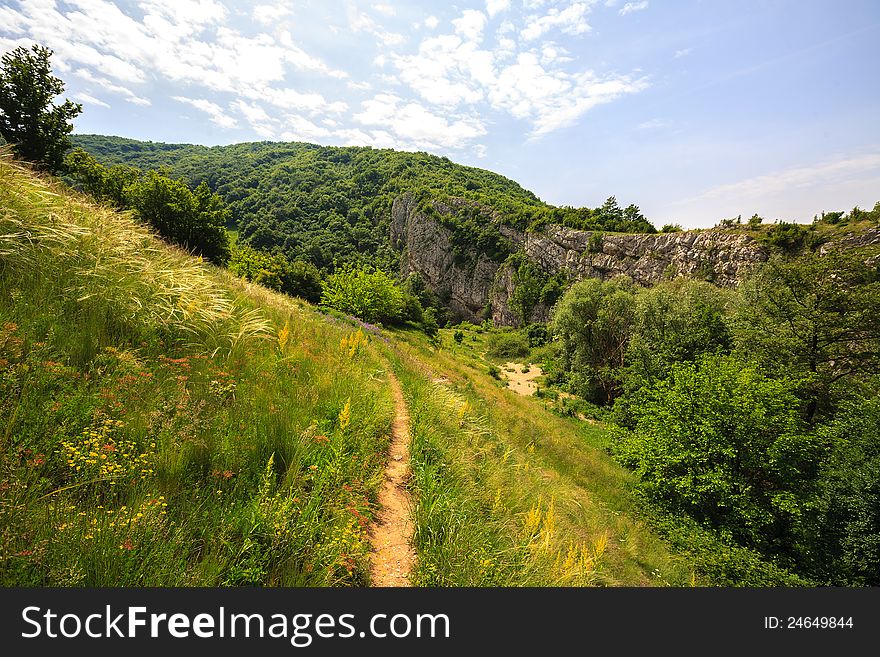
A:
2,1,878,228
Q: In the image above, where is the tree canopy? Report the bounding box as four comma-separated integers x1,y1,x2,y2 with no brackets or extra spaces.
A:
0,45,81,172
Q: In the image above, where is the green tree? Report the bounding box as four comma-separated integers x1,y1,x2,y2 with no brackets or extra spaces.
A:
625,279,733,392
320,265,404,324
613,354,821,553
125,171,231,264
551,277,636,404
0,45,81,172
735,249,880,422
805,391,880,585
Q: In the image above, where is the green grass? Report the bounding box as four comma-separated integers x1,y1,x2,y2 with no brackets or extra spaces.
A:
0,152,394,586
388,327,696,586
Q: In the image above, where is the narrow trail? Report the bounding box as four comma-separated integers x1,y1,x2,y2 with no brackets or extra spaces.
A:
369,370,415,586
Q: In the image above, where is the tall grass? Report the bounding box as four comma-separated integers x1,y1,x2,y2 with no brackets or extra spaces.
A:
387,329,696,586
0,152,394,586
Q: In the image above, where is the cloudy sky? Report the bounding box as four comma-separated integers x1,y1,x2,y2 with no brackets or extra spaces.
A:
2,0,878,227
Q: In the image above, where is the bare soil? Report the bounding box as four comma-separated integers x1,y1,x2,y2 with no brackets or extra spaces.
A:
503,361,543,396
369,371,415,586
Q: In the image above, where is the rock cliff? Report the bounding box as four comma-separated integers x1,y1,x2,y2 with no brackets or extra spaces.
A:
390,193,869,327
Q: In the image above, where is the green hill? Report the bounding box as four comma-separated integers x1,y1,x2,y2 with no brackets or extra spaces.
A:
3,149,745,587
70,134,657,273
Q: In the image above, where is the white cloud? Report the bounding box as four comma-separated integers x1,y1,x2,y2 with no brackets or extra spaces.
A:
453,10,488,43
74,92,109,108
674,47,693,58
521,2,594,42
252,4,291,26
172,96,237,129
347,1,405,47
74,68,151,106
486,0,511,18
619,2,649,16
691,152,880,203
473,143,488,158
636,118,669,130
354,93,487,150
372,3,395,16
423,15,440,30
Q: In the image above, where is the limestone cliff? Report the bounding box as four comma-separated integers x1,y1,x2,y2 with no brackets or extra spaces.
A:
390,193,867,327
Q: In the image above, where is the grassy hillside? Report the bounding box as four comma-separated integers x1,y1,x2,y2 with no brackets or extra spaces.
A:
69,134,657,273
3,149,818,587
0,150,395,585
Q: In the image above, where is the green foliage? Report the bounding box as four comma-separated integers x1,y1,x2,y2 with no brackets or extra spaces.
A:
124,172,231,264
761,221,824,254
804,392,880,585
65,149,232,264
0,45,81,172
613,354,821,553
70,135,658,280
625,279,733,392
659,224,683,233
422,307,440,339
486,330,530,359
524,323,549,347
320,265,404,325
735,250,880,422
551,277,636,404
453,329,464,345
229,243,322,302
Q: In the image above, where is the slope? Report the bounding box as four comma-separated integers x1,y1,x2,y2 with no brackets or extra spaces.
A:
69,134,657,276
0,150,396,586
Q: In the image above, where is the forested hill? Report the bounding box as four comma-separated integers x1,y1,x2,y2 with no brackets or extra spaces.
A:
70,134,656,272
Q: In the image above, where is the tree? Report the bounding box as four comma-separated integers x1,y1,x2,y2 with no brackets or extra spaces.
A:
0,45,81,172
805,391,880,585
320,265,404,324
551,277,636,404
735,249,880,422
125,171,231,264
613,354,821,553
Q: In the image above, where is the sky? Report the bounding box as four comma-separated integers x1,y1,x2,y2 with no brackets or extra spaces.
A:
1,0,879,228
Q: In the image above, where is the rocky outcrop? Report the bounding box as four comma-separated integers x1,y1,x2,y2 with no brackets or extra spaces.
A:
504,224,768,288
391,193,874,327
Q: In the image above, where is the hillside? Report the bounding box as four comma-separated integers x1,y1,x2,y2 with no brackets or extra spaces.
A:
70,135,880,329
1,150,718,586
69,134,657,276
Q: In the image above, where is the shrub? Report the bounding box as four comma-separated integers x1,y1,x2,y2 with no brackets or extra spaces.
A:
320,265,404,325
486,331,529,359
612,354,822,553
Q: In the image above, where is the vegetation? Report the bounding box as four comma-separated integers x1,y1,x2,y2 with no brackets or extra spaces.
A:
0,45,82,172
65,149,231,264
0,152,393,585
70,134,657,278
544,245,880,584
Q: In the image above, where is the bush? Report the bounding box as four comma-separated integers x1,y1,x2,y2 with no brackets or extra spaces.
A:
229,244,322,302
552,277,636,404
486,330,529,359
612,354,822,553
804,393,880,585
320,265,404,325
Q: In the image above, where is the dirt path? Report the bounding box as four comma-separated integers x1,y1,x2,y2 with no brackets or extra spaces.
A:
369,371,415,587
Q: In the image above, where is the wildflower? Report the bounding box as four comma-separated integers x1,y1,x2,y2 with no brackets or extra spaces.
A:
120,539,134,551
277,320,290,351
338,398,351,431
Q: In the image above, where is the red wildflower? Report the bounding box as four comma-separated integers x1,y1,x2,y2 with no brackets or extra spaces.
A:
120,539,134,551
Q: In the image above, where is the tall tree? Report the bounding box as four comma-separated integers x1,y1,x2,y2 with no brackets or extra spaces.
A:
0,45,82,172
